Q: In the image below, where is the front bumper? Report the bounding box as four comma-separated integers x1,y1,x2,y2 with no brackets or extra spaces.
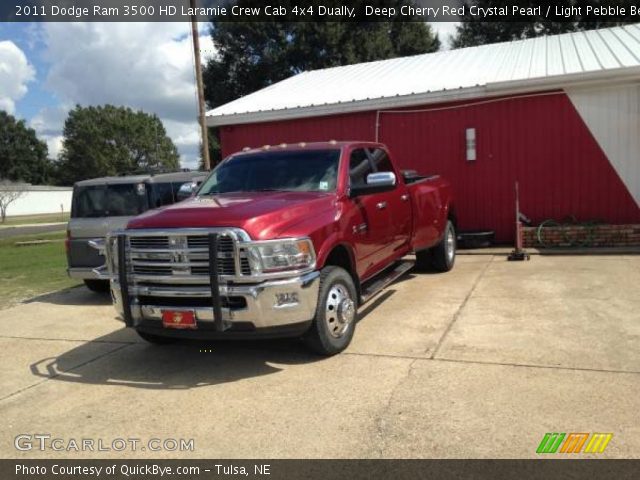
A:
111,271,320,337
67,238,108,280
68,265,109,280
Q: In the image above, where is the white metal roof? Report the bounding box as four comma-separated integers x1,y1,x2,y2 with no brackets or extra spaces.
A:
207,24,640,126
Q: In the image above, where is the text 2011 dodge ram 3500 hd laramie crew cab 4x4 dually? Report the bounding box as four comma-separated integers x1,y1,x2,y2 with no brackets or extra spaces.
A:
105,141,456,355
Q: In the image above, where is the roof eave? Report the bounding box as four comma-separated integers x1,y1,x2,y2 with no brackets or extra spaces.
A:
207,65,640,127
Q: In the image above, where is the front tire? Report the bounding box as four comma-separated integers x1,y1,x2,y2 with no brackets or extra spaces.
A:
304,266,358,356
416,220,456,272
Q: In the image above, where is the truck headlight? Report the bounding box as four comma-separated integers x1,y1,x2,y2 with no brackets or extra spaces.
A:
246,238,315,274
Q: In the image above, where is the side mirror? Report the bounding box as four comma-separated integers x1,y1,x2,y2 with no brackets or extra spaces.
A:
176,181,197,201
350,172,396,197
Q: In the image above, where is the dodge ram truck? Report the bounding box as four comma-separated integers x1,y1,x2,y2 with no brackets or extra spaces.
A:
105,141,456,355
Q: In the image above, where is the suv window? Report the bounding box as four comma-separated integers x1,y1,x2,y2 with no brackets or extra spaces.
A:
349,149,374,188
72,183,148,218
151,182,175,208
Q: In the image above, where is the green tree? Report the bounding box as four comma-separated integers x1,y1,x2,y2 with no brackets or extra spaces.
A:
55,105,180,185
203,1,441,109
203,1,440,165
451,0,632,48
199,131,222,171
0,111,50,184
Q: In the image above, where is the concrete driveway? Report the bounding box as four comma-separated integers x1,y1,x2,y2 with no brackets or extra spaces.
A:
1,254,639,458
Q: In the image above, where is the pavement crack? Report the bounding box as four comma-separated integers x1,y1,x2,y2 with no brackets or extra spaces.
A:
0,343,133,403
345,351,640,376
429,255,494,359
373,358,417,458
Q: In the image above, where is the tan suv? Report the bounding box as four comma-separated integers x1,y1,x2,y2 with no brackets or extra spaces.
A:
67,171,206,292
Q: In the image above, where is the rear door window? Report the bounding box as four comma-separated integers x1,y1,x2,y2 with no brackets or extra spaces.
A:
151,182,175,208
149,181,196,207
368,148,394,173
107,183,147,216
349,149,374,188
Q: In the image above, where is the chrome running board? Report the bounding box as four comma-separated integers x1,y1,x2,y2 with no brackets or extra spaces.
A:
360,260,414,304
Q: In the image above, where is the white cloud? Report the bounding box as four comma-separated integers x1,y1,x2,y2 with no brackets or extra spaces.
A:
30,105,68,158
0,40,35,114
32,22,214,168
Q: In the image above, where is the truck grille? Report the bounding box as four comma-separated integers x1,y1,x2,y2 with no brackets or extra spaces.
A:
126,230,251,281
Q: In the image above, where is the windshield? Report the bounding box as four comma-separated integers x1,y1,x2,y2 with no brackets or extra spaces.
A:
198,149,340,195
72,183,149,218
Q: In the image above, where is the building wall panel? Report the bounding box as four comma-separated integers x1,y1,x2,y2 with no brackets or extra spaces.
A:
219,90,640,242
568,84,640,207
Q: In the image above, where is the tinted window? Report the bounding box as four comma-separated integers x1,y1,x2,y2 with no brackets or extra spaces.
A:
171,182,185,199
73,185,106,218
151,182,175,208
199,150,340,194
72,183,148,218
349,149,373,188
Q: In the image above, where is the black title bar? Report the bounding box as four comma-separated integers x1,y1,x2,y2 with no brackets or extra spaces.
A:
2,0,640,22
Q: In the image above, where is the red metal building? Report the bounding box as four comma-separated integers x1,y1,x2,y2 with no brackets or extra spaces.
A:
207,25,640,242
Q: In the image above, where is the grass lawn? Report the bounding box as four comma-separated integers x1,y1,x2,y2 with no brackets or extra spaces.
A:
1,212,70,226
0,231,80,308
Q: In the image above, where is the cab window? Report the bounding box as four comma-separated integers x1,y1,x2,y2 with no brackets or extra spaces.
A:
368,148,394,173
349,149,374,188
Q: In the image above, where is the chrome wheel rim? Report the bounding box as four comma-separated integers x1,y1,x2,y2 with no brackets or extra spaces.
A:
446,227,455,263
325,284,355,339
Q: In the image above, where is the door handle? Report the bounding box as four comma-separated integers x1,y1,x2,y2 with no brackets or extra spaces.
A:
352,223,368,234
401,194,409,202
376,201,387,210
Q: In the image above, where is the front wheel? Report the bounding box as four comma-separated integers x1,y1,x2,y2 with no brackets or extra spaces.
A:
415,220,456,272
304,266,358,356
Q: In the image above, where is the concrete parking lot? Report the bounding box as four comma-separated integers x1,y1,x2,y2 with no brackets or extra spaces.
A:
1,254,639,458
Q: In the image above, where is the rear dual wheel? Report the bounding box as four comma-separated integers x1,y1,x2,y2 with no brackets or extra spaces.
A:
415,220,456,272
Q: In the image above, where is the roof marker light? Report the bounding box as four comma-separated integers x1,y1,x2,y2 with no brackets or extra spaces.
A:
262,145,271,150
280,143,287,148
299,142,307,147
242,147,250,151
329,140,337,145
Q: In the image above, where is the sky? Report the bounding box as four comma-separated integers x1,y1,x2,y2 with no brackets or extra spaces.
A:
0,21,457,170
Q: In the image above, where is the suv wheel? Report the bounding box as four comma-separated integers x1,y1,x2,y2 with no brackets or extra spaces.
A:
83,279,110,293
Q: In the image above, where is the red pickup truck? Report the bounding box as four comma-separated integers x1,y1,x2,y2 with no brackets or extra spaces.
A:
105,141,455,355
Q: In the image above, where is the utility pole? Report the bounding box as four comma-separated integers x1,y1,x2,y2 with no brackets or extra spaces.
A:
190,0,211,170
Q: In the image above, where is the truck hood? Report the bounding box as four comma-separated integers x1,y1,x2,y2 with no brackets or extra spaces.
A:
126,191,336,240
